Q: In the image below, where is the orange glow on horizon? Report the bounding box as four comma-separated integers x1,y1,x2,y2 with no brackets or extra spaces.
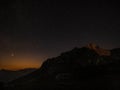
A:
0,56,42,71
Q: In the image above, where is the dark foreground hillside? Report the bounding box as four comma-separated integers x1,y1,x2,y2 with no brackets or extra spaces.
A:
0,69,36,83
4,44,120,90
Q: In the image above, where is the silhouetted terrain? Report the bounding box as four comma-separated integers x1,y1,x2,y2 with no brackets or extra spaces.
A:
0,68,36,83
5,44,120,90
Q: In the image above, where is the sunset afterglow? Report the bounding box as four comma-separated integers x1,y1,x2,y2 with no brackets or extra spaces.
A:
0,57,41,71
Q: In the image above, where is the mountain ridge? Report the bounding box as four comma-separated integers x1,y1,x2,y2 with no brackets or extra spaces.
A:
0,68,36,83
5,45,120,90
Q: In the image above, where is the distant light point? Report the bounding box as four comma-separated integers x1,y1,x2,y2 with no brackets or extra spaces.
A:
11,53,15,57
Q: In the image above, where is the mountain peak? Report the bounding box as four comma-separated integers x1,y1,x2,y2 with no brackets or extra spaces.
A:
7,45,120,90
86,43,111,56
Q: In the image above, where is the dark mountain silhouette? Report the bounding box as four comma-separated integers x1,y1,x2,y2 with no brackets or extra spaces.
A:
0,82,4,90
5,44,120,90
0,68,36,83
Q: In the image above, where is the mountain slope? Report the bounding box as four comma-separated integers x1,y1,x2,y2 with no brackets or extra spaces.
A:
7,45,120,90
0,68,36,83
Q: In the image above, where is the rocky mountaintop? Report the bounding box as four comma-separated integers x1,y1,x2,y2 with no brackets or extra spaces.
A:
6,45,120,90
86,43,111,56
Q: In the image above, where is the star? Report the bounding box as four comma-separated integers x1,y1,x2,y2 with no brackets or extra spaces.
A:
11,53,15,57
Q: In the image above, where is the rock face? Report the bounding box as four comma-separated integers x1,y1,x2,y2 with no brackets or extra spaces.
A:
6,45,120,90
86,43,111,56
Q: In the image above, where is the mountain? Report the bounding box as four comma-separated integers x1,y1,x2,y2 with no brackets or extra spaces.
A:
0,68,36,83
6,44,120,90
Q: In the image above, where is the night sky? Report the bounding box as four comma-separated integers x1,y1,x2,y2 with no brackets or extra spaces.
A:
0,0,120,70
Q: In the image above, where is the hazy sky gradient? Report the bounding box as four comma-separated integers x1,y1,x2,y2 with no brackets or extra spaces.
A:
0,0,120,70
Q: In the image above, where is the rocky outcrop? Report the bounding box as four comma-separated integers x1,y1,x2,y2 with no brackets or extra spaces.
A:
6,45,120,90
86,43,111,56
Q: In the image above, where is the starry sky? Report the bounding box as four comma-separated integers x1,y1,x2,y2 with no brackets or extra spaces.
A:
0,0,120,70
